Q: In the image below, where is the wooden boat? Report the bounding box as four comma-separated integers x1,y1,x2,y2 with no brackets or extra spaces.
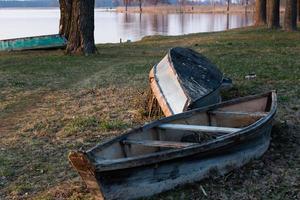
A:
0,34,67,51
149,47,231,116
69,91,276,200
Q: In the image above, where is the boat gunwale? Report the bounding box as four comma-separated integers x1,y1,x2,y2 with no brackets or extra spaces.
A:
150,63,175,116
85,91,276,172
2,44,67,51
0,33,66,42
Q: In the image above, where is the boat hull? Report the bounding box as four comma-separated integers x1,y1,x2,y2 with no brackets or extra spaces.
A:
0,34,67,51
190,88,221,110
149,47,224,116
69,92,277,200
76,121,272,200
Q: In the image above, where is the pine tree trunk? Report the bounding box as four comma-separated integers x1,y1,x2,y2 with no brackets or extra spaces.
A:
284,0,297,31
255,0,267,25
267,0,280,28
59,0,96,55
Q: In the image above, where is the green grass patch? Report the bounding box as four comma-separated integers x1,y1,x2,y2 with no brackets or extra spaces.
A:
0,26,299,199
0,154,15,178
99,119,129,131
64,116,129,135
64,116,100,134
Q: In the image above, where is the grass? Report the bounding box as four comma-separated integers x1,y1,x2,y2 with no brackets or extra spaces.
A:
63,116,129,135
0,26,300,199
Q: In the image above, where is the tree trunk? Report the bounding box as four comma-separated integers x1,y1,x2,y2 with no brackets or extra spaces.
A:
59,0,72,38
226,13,230,29
255,0,267,25
59,0,96,55
284,0,297,31
267,0,280,28
298,0,300,22
139,0,142,12
124,0,128,12
227,0,230,12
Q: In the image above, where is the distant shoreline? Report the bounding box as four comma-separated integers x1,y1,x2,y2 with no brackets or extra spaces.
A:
116,5,255,14
0,7,116,12
0,7,59,10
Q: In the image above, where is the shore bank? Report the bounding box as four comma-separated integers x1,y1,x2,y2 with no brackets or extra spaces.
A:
0,26,299,200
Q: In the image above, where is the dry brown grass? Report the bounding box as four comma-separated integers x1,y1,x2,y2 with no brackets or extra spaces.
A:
0,87,153,199
0,27,299,199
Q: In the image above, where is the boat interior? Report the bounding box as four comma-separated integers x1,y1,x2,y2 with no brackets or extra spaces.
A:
90,93,273,162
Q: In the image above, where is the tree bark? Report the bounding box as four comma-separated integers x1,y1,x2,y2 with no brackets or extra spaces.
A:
267,0,280,28
59,0,72,38
284,0,297,31
59,0,96,55
255,0,267,25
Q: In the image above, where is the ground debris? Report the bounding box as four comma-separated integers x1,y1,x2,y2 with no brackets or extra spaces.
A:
0,27,299,200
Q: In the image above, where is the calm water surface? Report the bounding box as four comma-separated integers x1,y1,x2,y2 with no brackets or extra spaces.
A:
0,8,254,43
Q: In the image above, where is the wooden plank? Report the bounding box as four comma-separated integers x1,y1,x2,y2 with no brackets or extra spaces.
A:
158,124,241,133
209,111,268,117
122,139,197,148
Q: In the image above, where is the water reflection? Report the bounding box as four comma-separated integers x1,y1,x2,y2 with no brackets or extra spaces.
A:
0,9,254,43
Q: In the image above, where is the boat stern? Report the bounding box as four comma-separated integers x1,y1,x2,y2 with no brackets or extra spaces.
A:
68,151,104,200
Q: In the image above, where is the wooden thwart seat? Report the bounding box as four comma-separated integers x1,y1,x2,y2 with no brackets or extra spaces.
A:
157,124,242,133
122,139,197,148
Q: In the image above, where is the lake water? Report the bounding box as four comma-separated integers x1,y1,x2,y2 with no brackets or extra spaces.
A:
0,8,254,43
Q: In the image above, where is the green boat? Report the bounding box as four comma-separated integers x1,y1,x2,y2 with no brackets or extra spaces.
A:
0,34,67,51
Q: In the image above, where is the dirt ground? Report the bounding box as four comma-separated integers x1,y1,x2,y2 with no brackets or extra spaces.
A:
0,27,299,199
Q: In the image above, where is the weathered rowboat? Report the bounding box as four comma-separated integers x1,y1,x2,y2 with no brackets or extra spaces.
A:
149,47,231,116
69,91,276,200
0,34,67,51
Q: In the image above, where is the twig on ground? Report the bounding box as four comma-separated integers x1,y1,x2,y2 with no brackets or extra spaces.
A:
200,185,207,196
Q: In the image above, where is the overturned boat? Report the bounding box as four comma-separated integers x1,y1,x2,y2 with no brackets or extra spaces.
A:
69,91,276,200
0,34,67,51
149,47,231,116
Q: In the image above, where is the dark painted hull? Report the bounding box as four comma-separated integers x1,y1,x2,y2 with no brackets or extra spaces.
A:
149,47,224,116
190,88,221,110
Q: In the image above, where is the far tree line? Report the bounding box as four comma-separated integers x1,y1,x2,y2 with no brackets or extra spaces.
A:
255,0,299,31
58,0,300,55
